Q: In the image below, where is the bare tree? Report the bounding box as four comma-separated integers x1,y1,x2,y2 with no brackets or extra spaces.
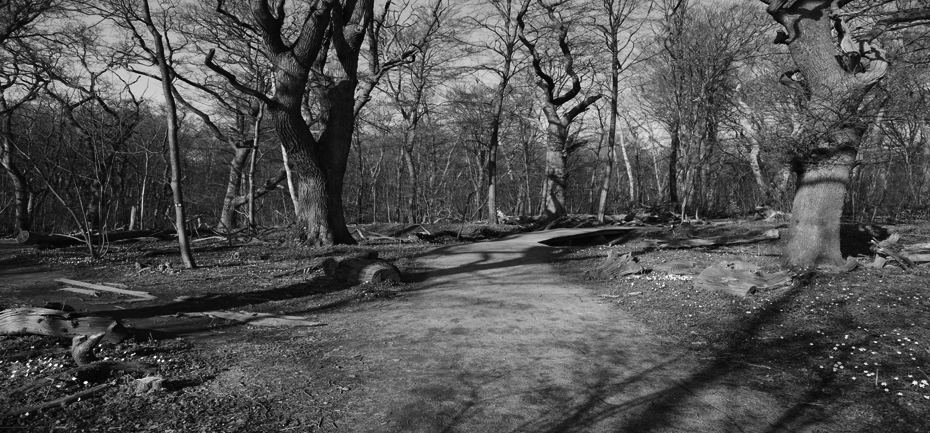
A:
516,0,601,219
139,0,195,267
207,0,441,245
380,0,453,224
593,0,651,221
0,0,66,233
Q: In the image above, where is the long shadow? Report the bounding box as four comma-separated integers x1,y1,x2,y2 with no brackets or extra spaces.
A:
493,271,891,433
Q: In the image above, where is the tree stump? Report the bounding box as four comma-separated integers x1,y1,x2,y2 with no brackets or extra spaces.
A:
0,308,128,343
322,256,401,284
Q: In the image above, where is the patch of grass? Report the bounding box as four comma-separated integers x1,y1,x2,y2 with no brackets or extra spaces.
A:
555,222,930,431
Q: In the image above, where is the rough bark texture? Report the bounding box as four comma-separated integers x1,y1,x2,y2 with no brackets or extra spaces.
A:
207,1,372,246
766,0,888,267
0,308,129,343
516,0,601,220
787,149,857,266
1,99,32,233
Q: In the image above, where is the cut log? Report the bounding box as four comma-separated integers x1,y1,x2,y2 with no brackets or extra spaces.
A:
694,261,793,297
0,308,129,343
322,256,401,284
55,278,155,301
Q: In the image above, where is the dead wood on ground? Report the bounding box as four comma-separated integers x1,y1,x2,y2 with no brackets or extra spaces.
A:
322,253,401,284
694,260,793,297
0,308,128,343
170,311,324,327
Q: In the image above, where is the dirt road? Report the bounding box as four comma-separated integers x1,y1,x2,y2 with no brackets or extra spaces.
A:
329,228,781,432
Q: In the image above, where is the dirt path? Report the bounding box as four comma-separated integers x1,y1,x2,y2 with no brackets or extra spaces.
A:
328,228,783,433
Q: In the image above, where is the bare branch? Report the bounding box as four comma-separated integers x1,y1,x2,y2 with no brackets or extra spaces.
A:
205,49,274,106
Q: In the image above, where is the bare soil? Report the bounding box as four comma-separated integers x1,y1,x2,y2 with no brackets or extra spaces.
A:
1,224,927,432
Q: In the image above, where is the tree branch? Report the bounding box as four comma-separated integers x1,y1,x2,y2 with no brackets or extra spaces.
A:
205,49,274,106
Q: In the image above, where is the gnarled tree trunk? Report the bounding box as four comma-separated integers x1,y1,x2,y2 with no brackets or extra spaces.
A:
766,0,888,267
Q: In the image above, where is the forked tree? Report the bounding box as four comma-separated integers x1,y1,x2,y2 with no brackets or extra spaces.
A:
516,0,601,219
762,0,929,267
208,0,437,245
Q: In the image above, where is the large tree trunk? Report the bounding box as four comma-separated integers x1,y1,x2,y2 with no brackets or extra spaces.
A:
1,103,32,233
487,123,500,224
767,0,888,267
786,147,857,266
543,122,568,218
317,82,357,245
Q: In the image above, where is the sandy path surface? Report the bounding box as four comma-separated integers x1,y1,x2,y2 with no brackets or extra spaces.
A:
330,228,783,433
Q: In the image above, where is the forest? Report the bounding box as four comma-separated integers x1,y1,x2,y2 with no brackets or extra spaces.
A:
1,0,928,266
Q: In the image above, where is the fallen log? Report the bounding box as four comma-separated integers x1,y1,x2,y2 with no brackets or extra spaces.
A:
694,260,793,297
16,231,83,246
170,311,324,327
322,255,401,284
0,308,129,343
16,230,173,246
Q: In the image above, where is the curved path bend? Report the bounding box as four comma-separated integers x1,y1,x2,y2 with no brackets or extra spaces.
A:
332,228,783,433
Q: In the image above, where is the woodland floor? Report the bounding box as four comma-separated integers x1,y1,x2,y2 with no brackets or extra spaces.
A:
0,221,929,432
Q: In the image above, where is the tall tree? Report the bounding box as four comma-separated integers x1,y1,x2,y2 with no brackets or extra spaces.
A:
140,0,196,268
516,0,601,219
466,0,525,224
761,0,929,266
381,1,452,224
208,0,438,245
593,0,651,221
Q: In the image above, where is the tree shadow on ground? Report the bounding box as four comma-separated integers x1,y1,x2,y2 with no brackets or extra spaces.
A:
501,273,869,433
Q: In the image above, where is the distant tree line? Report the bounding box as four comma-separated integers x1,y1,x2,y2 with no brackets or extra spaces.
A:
1,0,928,267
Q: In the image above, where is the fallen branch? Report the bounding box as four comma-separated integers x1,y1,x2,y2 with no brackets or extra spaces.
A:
3,383,111,417
271,265,320,278
55,278,155,301
60,287,100,297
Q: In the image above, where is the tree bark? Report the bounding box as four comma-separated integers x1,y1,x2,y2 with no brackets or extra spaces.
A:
0,99,32,233
219,147,250,233
143,0,195,268
787,148,857,266
543,119,568,218
766,0,888,267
